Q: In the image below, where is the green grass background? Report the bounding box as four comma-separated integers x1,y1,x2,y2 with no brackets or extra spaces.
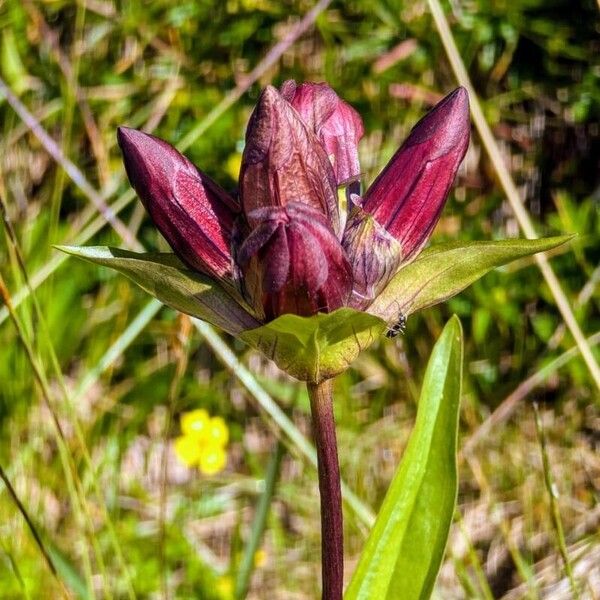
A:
0,0,598,598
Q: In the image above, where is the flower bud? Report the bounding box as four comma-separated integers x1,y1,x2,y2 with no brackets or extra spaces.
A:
240,86,340,235
362,87,470,262
117,127,238,278
342,205,403,309
280,80,364,186
236,202,352,320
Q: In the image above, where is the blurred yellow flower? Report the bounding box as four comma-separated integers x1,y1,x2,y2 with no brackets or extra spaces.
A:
254,548,267,568
215,575,233,597
174,409,229,475
173,434,202,467
181,409,210,436
225,152,242,181
199,445,228,475
208,416,229,446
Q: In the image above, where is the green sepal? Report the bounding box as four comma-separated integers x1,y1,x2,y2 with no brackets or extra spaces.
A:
240,308,386,383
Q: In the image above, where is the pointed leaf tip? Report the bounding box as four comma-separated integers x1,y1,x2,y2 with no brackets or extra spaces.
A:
369,235,573,323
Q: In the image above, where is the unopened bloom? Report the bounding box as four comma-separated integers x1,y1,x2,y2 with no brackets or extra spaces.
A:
280,80,364,187
117,128,238,278
236,202,352,320
116,82,469,325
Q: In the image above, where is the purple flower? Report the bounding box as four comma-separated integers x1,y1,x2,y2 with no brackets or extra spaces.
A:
236,202,353,321
117,82,470,322
117,127,238,278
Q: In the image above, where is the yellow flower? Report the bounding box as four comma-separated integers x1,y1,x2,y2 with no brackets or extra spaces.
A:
181,409,210,438
199,445,228,475
215,575,233,597
208,416,229,446
225,152,242,181
174,409,230,475
174,434,201,467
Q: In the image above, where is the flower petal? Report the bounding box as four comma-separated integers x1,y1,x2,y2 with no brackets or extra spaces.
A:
237,203,352,320
342,205,403,309
240,86,340,235
281,80,364,186
362,87,470,262
117,127,238,279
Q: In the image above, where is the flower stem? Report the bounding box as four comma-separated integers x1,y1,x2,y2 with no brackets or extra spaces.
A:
307,379,343,600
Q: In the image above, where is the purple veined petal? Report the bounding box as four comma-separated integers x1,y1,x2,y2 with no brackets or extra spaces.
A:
236,213,283,267
342,206,403,309
240,86,340,235
362,87,470,263
261,225,293,294
236,203,352,320
117,127,238,279
281,80,365,187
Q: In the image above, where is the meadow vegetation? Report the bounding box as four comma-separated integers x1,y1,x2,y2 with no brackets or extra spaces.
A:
0,0,598,597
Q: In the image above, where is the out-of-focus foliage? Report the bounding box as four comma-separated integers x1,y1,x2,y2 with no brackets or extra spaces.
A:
0,0,598,597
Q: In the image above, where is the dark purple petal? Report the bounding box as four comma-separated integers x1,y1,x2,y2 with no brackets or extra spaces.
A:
240,86,340,234
262,225,292,293
117,127,238,279
236,215,282,267
362,87,470,262
281,80,364,186
237,202,352,320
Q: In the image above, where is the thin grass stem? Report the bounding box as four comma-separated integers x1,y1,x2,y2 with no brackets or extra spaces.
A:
235,440,284,599
533,403,581,600
1,197,136,598
159,316,192,600
426,0,600,391
0,273,98,598
0,464,69,599
463,330,600,455
454,511,495,600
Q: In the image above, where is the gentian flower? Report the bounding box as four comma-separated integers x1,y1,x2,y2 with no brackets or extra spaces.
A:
65,80,567,382
64,81,569,600
116,82,468,325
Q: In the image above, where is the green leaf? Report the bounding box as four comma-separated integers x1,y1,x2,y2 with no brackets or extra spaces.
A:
345,315,463,600
368,236,573,323
47,544,93,600
57,246,260,335
1,30,29,94
240,308,386,383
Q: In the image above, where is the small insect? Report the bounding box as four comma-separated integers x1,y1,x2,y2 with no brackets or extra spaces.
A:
386,312,407,338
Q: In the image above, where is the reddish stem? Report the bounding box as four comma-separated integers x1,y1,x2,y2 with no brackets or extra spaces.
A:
308,379,343,600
